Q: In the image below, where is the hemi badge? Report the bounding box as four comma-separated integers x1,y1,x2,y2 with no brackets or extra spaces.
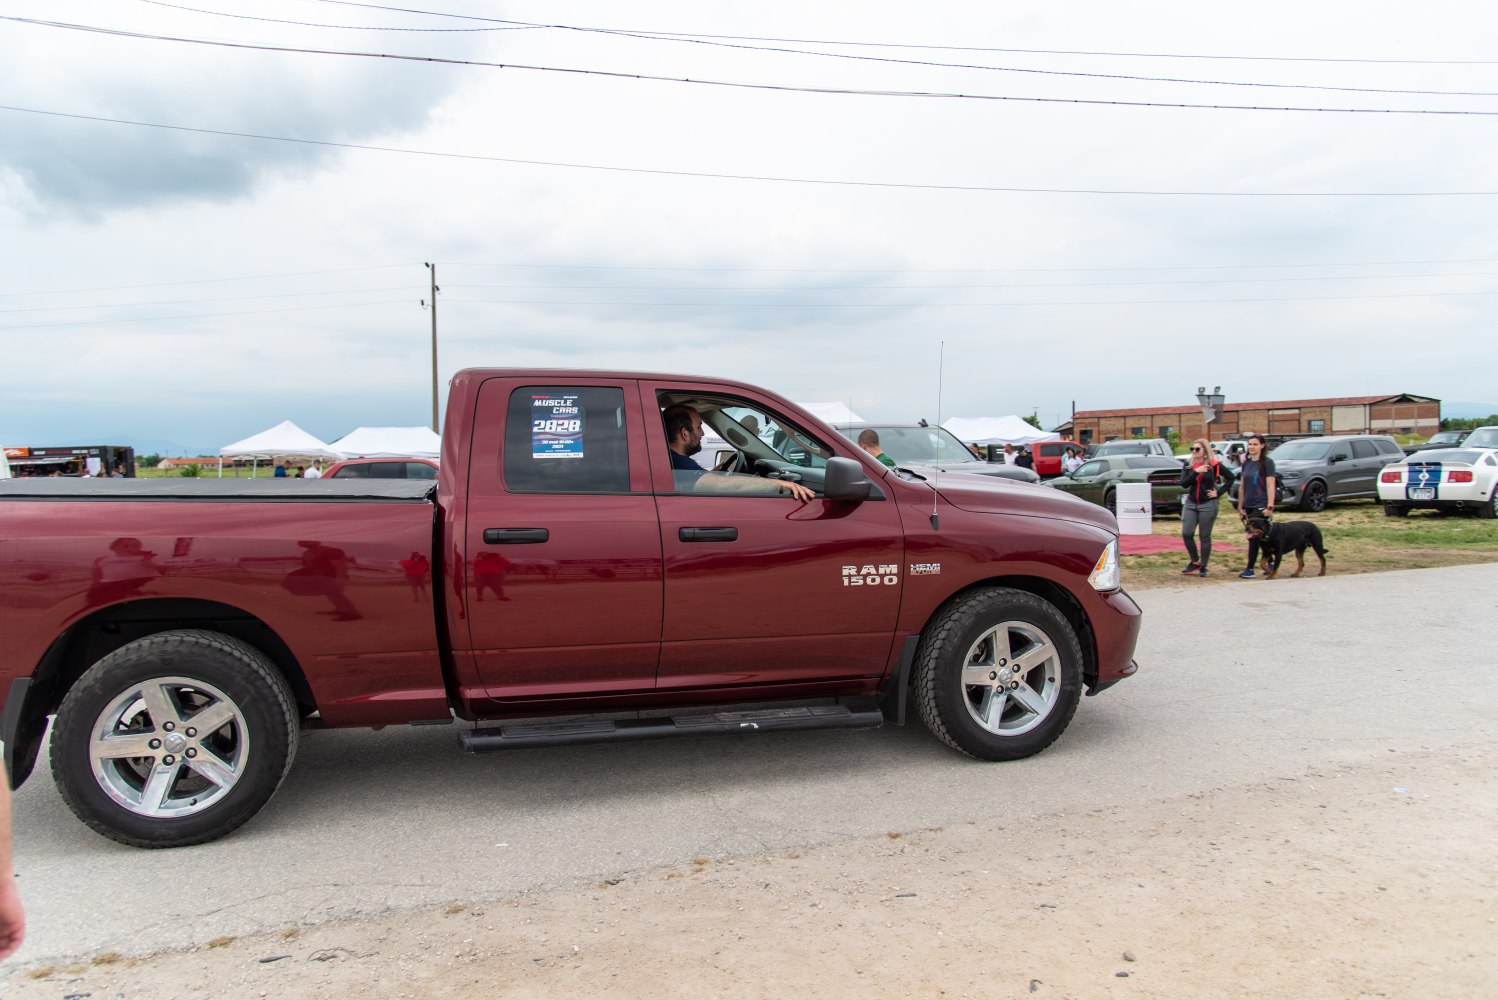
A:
909,563,941,576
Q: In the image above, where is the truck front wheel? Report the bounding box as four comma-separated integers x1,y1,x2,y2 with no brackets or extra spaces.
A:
50,630,299,848
915,588,1082,761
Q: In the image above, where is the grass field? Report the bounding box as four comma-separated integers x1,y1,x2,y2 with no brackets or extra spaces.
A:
1124,500,1498,589
137,464,291,479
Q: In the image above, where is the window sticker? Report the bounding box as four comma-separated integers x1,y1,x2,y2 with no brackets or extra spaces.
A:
531,394,584,459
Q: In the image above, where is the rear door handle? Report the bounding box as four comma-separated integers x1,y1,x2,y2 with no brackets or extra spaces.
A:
679,527,738,543
483,528,549,544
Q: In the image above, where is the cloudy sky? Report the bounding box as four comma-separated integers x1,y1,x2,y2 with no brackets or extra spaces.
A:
4,1,1498,455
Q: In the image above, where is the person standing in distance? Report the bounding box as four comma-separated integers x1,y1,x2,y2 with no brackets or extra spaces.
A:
0,770,25,960
1235,433,1278,578
856,428,897,468
1179,437,1232,578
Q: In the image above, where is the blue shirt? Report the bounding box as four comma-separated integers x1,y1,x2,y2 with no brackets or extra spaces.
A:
670,449,706,489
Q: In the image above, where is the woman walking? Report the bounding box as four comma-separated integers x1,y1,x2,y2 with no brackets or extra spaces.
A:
1179,437,1232,577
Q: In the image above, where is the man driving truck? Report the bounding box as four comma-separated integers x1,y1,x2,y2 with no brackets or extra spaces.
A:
663,404,816,501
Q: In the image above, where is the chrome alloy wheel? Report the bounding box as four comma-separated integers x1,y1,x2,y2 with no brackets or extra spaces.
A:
959,621,1061,737
88,676,250,819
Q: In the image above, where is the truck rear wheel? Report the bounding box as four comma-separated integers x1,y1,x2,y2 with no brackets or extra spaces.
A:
915,588,1082,761
50,629,299,848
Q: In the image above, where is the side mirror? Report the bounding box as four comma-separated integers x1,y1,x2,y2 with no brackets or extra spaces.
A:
824,456,873,501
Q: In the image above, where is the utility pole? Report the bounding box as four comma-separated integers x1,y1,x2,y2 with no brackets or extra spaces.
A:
424,263,440,432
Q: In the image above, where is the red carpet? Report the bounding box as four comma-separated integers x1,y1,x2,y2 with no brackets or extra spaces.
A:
1118,532,1241,555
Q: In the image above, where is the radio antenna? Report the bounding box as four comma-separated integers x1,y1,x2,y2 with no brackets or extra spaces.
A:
931,341,944,530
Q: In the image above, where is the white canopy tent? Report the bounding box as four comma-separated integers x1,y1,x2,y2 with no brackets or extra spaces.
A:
328,426,441,459
942,416,1061,447
804,401,863,425
218,420,342,476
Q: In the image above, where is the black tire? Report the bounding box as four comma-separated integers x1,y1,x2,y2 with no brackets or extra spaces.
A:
1300,480,1329,512
1384,502,1409,517
1103,489,1116,515
1479,490,1498,520
50,629,299,848
915,588,1083,761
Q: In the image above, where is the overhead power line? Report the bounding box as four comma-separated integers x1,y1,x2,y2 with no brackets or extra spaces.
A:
135,0,533,33
6,105,1498,197
7,17,1498,116
9,257,1498,301
126,3,1498,98
307,1,1498,66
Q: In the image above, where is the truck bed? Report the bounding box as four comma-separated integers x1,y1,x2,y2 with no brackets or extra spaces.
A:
0,478,433,501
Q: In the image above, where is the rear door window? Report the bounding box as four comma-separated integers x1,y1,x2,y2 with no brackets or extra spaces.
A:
1351,440,1377,459
504,386,631,493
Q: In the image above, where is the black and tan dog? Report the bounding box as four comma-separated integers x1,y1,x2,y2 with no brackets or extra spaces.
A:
1245,515,1328,578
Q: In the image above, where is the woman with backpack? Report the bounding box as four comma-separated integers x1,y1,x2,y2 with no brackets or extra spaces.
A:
1179,437,1233,577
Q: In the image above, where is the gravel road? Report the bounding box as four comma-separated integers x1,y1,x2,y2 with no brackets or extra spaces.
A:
6,563,1497,996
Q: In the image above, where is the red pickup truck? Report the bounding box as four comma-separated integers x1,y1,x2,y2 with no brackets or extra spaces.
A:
1,370,1140,848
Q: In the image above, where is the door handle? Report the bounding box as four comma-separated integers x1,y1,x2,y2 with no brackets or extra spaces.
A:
483,528,549,544
679,527,738,543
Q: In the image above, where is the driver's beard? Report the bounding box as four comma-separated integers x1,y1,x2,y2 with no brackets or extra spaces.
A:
686,440,702,456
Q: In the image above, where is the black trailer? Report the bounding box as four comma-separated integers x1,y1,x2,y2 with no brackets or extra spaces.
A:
2,445,136,477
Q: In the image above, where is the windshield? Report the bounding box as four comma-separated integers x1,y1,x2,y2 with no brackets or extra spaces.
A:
1410,449,1484,464
1095,442,1147,455
859,425,982,466
1464,428,1498,449
715,404,832,469
1271,440,1331,461
1427,431,1464,445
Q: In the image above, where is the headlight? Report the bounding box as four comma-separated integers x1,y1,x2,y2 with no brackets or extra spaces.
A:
1279,471,1302,483
1089,539,1120,592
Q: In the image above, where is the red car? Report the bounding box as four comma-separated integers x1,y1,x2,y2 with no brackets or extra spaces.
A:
323,457,438,480
1030,440,1082,478
1,369,1140,848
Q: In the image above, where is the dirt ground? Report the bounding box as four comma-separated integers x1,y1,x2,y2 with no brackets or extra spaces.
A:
10,743,1494,999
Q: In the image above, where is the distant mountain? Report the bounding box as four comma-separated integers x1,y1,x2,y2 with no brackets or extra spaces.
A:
1443,401,1498,420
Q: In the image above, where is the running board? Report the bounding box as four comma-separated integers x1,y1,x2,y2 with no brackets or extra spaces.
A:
458,698,885,753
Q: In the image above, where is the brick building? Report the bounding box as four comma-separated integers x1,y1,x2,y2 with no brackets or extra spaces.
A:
1059,393,1440,447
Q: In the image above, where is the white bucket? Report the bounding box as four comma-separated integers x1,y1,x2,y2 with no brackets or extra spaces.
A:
1114,483,1153,535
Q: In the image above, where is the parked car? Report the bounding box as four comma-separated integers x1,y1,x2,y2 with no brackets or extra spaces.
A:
324,457,439,480
1461,426,1498,450
1237,434,1403,511
1377,447,1498,518
1402,429,1469,456
1090,439,1179,462
1029,439,1082,478
1043,455,1185,515
1212,440,1247,462
835,424,1041,484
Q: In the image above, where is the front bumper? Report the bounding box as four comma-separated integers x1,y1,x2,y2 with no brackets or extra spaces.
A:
1086,588,1141,694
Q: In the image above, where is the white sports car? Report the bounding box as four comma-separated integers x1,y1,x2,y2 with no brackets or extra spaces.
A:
1377,447,1498,518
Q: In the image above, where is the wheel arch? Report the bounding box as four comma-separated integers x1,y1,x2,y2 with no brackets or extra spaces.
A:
1300,477,1330,509
5,599,315,789
917,576,1098,691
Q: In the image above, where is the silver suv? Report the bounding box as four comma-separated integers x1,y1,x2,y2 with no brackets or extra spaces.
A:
1265,434,1404,511
1090,438,1177,461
